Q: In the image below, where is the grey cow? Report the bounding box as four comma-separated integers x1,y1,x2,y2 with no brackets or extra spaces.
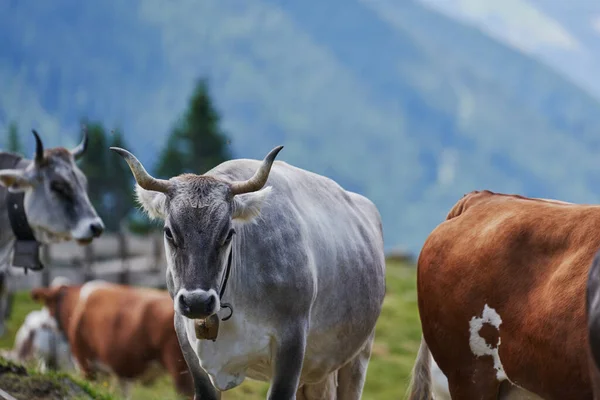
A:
0,130,104,335
111,145,386,400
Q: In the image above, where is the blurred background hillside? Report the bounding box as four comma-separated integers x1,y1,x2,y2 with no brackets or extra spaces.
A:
2,0,600,256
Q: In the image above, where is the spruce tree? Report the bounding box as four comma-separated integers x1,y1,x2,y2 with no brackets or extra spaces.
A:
156,79,231,178
77,122,108,222
77,122,135,232
107,129,135,231
7,122,22,153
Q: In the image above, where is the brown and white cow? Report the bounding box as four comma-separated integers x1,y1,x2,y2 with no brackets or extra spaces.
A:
408,189,600,400
30,280,194,399
587,249,600,398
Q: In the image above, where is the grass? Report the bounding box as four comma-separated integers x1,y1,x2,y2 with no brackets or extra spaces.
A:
0,357,113,400
0,261,421,399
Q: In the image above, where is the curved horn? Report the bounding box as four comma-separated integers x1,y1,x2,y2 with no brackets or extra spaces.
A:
230,145,283,196
109,147,171,193
31,130,44,165
71,125,88,160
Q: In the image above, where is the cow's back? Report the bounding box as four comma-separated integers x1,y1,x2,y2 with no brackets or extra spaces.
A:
419,190,600,399
587,250,600,397
210,159,384,286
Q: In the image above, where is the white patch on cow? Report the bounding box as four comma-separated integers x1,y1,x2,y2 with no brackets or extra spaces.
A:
213,371,245,391
79,280,110,302
184,311,272,392
469,304,507,381
69,217,103,240
50,276,72,288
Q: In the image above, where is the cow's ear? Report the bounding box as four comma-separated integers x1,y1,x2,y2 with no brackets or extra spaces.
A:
135,185,167,220
232,186,272,223
0,169,34,193
30,288,52,303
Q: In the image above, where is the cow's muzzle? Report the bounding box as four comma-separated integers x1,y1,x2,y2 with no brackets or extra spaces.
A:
71,217,105,245
175,289,219,320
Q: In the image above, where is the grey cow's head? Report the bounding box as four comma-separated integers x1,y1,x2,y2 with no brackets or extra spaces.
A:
0,130,104,244
111,145,283,320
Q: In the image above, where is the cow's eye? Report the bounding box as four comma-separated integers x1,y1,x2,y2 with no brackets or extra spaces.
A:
223,228,235,245
164,227,174,242
50,181,71,198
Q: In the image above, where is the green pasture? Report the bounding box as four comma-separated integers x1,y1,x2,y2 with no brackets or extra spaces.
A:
0,261,421,399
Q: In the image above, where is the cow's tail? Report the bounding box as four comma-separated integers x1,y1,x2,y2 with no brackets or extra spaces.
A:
406,336,433,400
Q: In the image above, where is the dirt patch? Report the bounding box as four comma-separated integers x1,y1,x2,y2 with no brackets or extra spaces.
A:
0,358,98,400
0,361,26,376
0,374,69,400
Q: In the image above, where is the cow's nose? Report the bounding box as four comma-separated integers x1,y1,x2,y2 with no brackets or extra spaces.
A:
89,221,104,237
176,290,217,319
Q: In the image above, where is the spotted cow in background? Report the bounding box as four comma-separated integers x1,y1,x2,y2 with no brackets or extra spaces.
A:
409,190,599,399
586,248,600,399
31,280,194,399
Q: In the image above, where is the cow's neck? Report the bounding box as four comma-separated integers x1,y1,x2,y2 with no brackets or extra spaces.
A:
217,245,234,321
54,288,78,337
0,153,46,271
218,232,241,317
0,152,25,261
0,185,17,270
217,229,246,320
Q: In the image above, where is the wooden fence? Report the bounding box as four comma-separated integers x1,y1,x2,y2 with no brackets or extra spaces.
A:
11,231,167,291
10,232,416,291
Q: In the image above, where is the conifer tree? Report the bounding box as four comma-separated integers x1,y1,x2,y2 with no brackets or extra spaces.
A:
156,79,231,178
6,122,22,153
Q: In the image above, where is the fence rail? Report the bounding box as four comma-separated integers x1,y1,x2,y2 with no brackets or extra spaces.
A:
11,231,167,291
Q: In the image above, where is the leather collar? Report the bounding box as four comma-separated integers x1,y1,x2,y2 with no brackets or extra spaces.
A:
1,154,43,272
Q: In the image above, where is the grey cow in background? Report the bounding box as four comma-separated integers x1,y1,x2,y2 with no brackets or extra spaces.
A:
0,130,104,336
112,144,386,400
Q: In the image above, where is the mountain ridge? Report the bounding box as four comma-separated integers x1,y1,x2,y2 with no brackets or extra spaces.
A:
2,0,600,254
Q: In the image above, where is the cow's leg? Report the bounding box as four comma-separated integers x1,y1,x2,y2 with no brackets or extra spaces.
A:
74,357,96,381
72,354,95,381
38,359,47,374
0,270,11,337
267,322,308,400
161,335,195,398
445,362,501,400
296,373,337,400
68,319,97,381
174,314,220,400
587,348,600,400
336,330,375,400
117,379,132,400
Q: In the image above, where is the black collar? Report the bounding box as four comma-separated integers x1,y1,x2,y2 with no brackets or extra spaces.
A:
218,247,234,321
1,155,43,272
